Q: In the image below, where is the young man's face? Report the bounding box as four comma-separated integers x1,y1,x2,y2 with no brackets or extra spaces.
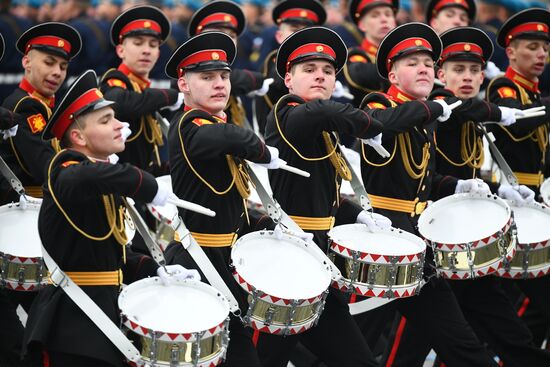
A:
22,50,68,97
177,70,231,116
438,60,484,98
507,39,549,80
284,60,336,102
275,22,306,44
358,6,396,45
389,52,435,99
71,107,125,159
116,35,160,78
430,7,469,34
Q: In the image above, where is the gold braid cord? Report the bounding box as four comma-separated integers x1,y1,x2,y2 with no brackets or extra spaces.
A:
435,122,483,169
273,96,350,179
398,132,430,180
47,151,128,247
228,96,246,128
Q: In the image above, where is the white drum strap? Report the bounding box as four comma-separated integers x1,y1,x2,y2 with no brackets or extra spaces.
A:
173,220,241,314
41,246,142,364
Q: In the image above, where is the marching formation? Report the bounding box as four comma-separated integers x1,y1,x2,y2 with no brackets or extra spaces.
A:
0,1,549,367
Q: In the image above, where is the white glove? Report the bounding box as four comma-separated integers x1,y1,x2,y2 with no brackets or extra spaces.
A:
151,179,178,206
2,125,18,140
19,195,27,210
121,122,132,142
332,80,354,100
356,211,392,232
485,61,503,80
434,99,453,122
256,145,287,170
107,154,119,164
455,178,491,195
498,184,535,206
157,264,201,285
162,92,185,111
498,106,522,126
273,223,314,243
248,78,274,97
361,133,382,147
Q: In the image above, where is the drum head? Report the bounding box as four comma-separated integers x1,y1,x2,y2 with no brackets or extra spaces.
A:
541,178,550,206
118,277,229,334
0,202,42,257
418,193,510,245
329,224,425,258
512,203,550,244
232,231,331,300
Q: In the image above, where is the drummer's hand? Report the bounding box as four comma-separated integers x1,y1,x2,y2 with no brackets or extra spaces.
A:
256,145,287,170
151,180,178,206
157,265,201,285
121,122,132,142
273,224,314,243
455,179,491,195
498,184,535,206
356,211,392,232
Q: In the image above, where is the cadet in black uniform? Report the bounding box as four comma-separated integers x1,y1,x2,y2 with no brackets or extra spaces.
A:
343,0,398,106
257,26,386,367
359,22,500,367
394,26,550,367
100,5,182,173
0,33,18,133
163,31,281,367
22,69,196,367
187,0,271,130
486,7,550,347
1,22,81,203
254,0,326,136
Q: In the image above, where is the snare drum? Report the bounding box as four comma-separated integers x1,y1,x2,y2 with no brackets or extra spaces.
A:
119,277,230,367
498,202,550,279
147,176,179,250
0,201,47,291
541,178,550,206
418,193,516,280
231,231,331,335
328,224,426,298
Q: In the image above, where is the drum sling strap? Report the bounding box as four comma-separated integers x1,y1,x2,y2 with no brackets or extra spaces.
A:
0,155,24,195
41,245,143,364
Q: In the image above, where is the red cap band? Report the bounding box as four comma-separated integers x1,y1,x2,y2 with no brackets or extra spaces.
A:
196,13,239,33
25,36,71,55
506,22,549,46
440,42,483,62
287,43,336,71
355,0,393,19
177,49,228,76
387,37,432,70
53,89,104,139
119,19,162,42
433,0,469,14
277,8,319,24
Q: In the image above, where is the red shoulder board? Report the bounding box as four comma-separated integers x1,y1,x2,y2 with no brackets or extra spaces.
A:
26,113,47,134
497,87,517,99
366,102,386,110
107,79,127,89
349,55,368,63
192,118,214,127
287,102,299,106
61,160,79,168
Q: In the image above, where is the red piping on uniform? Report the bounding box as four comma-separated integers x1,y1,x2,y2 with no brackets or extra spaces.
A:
517,297,530,317
42,349,50,367
131,167,143,196
386,316,407,367
253,329,260,347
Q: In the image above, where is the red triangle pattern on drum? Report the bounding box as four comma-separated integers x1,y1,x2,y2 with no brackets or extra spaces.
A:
129,320,138,330
140,326,148,335
371,254,381,261
208,326,218,334
167,333,178,340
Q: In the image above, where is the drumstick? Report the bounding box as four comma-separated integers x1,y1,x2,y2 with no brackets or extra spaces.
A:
279,164,310,177
516,110,546,119
521,106,545,113
448,100,462,110
167,198,216,217
364,141,391,158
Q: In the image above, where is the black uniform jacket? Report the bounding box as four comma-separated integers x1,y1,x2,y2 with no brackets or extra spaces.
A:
164,107,271,311
1,84,56,203
24,149,159,365
264,94,383,249
100,66,179,171
486,68,550,192
254,50,286,135
0,107,17,130
360,87,457,233
431,88,502,182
